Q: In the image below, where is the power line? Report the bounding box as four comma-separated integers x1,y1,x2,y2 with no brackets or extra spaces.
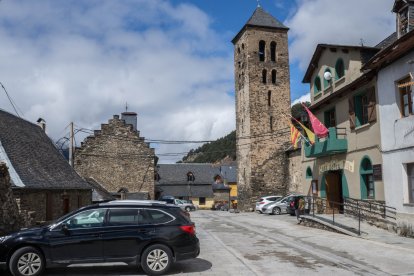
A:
0,82,21,117
72,125,289,145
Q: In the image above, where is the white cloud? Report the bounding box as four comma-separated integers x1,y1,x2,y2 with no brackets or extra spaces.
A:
291,93,310,106
0,0,235,163
286,0,395,70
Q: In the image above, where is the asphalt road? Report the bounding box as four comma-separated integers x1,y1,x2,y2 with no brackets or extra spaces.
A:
7,210,414,275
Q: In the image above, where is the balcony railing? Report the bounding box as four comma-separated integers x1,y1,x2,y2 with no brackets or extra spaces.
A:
304,127,347,158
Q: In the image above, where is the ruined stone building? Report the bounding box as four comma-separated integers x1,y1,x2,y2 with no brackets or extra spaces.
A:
233,6,291,210
75,112,155,199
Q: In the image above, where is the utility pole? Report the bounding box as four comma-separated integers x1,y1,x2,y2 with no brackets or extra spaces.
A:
69,122,74,167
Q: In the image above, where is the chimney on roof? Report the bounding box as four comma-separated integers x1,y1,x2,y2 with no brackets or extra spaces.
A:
36,118,46,132
121,112,137,131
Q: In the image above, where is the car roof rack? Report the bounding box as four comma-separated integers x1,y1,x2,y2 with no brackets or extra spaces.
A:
102,200,168,206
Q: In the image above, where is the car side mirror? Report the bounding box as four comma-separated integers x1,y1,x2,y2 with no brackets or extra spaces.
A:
61,223,69,235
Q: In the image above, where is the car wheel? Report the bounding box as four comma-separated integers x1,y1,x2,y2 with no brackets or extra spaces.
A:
272,207,281,215
141,244,173,276
185,206,191,212
9,246,45,276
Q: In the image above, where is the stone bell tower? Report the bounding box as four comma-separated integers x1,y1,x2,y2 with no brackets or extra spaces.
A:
232,6,291,210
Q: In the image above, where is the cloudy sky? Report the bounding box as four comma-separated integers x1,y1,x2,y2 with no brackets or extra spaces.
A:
0,0,395,163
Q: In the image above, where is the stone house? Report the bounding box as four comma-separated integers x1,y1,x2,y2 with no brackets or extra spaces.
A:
75,112,155,199
0,110,92,224
0,162,21,235
233,6,291,210
156,163,235,209
362,0,414,224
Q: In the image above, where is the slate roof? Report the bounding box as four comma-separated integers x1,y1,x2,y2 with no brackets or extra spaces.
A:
157,164,220,185
220,165,237,183
156,163,229,198
245,7,288,30
232,7,288,44
375,32,397,49
0,109,90,190
363,29,414,71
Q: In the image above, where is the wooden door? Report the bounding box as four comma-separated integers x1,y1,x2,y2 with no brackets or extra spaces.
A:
325,172,340,212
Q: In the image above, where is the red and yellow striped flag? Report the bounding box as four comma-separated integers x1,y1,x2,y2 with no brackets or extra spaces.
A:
290,123,301,149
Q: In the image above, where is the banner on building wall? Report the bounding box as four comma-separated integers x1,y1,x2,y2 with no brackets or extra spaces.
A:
319,159,354,173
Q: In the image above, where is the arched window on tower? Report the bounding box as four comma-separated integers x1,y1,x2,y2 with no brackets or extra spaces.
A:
270,41,276,62
259,40,266,61
268,91,271,106
272,70,277,84
270,116,273,131
262,69,267,84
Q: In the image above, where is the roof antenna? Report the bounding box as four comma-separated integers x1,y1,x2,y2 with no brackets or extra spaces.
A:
256,0,261,8
125,102,128,112
360,38,364,47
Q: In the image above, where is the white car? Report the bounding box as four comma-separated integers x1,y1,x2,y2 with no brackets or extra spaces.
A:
262,195,291,215
255,195,282,213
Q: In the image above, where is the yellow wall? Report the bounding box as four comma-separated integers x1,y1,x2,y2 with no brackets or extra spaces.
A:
229,183,238,202
191,197,214,209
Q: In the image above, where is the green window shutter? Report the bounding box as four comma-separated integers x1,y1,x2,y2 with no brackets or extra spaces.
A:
367,86,377,123
348,96,356,129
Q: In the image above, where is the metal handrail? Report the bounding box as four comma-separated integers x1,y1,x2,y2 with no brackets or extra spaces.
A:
309,197,397,236
310,197,360,235
343,197,396,220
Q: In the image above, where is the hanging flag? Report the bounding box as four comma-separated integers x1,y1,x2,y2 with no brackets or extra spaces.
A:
290,123,301,149
302,103,329,138
294,119,315,145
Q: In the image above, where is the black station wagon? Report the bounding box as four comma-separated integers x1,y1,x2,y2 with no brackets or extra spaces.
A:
0,200,200,276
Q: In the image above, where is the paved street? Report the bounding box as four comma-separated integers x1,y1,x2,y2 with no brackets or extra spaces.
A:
9,210,414,276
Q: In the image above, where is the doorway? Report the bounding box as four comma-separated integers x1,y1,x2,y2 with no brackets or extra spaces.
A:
325,170,344,213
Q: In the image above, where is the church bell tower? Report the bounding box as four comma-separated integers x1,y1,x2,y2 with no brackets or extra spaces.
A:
233,6,291,210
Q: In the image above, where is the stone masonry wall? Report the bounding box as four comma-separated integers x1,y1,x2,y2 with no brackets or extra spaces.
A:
0,163,21,235
235,26,291,211
287,149,306,194
75,115,155,199
13,189,92,224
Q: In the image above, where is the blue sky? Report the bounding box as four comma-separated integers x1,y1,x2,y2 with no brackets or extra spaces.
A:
0,0,395,163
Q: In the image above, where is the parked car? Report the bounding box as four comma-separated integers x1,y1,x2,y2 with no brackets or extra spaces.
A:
174,199,197,212
262,196,290,215
286,195,306,215
0,200,200,276
159,195,175,204
255,195,283,213
158,196,196,212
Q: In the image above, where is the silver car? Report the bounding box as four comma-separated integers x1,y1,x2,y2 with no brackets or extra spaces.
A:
262,196,291,215
174,199,196,212
255,195,282,213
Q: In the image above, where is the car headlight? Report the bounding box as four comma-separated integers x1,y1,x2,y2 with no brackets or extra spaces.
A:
0,235,12,243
